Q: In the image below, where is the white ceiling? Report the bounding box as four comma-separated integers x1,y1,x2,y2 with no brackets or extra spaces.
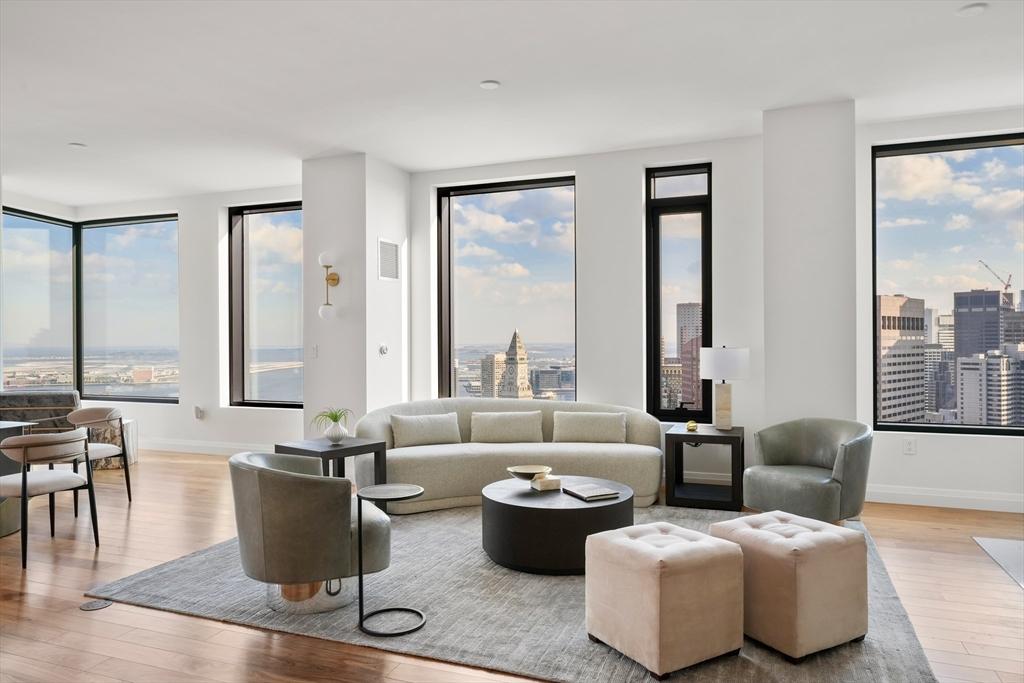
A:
2,0,1022,207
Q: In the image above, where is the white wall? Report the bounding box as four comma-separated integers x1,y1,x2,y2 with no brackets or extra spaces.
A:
4,185,306,454
302,154,409,436
763,101,857,422
365,156,411,410
1,189,76,222
302,155,369,434
856,107,1024,512
409,135,765,476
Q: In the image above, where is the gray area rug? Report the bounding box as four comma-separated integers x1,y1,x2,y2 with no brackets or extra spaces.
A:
974,536,1024,588
88,506,935,682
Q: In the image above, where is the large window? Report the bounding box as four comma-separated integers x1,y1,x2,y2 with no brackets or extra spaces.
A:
81,216,180,399
438,178,576,400
1,208,179,402
229,202,303,407
1,211,75,391
645,164,712,423
873,133,1023,435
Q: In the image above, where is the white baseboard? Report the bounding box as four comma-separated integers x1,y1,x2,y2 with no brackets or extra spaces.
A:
139,437,274,456
867,483,1024,513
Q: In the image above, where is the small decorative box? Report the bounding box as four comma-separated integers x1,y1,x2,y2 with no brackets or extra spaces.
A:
531,475,562,491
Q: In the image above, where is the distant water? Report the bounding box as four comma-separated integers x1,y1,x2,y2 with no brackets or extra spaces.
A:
248,367,303,404
455,342,575,362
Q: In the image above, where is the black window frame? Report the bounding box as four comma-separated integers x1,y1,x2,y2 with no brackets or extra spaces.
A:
1,206,180,404
228,201,303,409
872,132,1024,437
645,163,713,423
436,176,576,398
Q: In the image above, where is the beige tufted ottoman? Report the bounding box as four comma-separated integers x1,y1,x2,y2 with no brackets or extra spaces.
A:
709,510,867,661
585,522,743,679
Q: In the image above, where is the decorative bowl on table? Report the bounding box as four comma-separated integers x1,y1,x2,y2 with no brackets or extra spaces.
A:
507,465,552,481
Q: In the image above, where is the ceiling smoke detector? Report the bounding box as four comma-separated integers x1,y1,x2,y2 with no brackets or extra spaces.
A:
479,80,501,90
67,142,88,148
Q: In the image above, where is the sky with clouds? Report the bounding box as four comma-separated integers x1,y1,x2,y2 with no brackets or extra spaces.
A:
81,220,179,351
243,209,302,349
876,143,1024,314
452,186,575,347
2,214,74,349
2,209,302,357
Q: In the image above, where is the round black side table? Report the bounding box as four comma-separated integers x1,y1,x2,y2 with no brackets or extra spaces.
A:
357,483,425,637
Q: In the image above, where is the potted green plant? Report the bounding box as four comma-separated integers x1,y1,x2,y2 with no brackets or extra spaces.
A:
312,407,352,444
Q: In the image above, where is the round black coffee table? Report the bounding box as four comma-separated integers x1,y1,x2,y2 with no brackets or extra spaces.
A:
357,484,425,637
481,475,633,575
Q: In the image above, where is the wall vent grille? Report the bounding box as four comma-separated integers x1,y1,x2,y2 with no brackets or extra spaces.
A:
379,239,400,280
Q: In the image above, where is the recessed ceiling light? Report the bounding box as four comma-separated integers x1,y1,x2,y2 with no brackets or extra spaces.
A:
479,80,501,90
956,2,988,17
67,142,88,148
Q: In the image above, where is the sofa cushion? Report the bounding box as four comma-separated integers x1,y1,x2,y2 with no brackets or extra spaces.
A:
390,412,461,448
359,441,662,508
470,411,543,443
552,411,626,443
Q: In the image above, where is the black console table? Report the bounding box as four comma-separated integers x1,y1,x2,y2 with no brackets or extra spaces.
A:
664,424,744,511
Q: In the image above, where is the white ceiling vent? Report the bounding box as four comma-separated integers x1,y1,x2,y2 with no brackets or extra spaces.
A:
378,239,400,280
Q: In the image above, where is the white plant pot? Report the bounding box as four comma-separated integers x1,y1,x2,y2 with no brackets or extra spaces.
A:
324,421,349,444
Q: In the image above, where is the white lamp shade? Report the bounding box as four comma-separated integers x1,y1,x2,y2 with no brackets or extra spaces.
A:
318,303,336,320
318,251,336,267
700,347,749,380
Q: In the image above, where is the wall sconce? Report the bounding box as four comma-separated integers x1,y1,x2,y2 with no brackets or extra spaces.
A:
318,251,340,320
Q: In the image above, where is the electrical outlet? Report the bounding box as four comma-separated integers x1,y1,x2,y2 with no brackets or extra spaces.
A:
902,437,917,456
312,344,319,359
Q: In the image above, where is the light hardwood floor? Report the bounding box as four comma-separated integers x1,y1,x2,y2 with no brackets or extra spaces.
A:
1,451,1021,683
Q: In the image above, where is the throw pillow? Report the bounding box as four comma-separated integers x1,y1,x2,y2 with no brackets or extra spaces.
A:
470,411,544,443
390,412,462,448
552,411,627,443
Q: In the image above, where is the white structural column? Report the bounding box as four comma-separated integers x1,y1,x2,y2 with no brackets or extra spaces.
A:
763,100,856,423
302,153,409,437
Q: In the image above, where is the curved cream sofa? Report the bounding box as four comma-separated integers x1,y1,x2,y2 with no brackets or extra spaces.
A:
354,398,663,514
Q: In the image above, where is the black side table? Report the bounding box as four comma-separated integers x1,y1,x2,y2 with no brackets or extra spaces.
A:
357,483,425,637
664,424,744,511
275,437,387,509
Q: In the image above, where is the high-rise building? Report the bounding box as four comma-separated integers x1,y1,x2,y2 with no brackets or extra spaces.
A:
937,314,955,352
876,295,927,422
498,329,532,398
676,303,702,410
924,343,956,412
1005,310,1024,345
661,357,683,409
953,290,1014,358
956,343,1024,427
1019,289,1024,313
924,307,938,345
530,367,562,391
480,352,506,398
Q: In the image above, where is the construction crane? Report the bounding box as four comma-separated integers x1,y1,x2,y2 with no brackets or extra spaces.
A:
978,259,1013,292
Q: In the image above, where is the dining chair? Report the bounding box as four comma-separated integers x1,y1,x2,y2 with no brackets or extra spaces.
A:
0,428,99,568
66,407,132,512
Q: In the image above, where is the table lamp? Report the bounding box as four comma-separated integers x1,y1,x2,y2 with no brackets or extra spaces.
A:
699,347,750,430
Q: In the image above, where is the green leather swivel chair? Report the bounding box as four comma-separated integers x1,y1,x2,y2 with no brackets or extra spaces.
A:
229,451,390,613
743,418,872,523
